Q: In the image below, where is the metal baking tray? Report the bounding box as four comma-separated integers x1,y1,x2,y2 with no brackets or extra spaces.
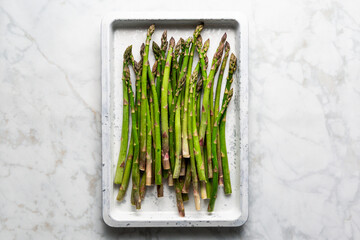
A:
101,12,248,227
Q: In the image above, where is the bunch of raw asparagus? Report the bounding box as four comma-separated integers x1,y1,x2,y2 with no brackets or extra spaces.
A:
114,24,237,216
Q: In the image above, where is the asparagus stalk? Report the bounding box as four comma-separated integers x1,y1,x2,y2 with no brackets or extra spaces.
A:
198,34,226,147
181,160,191,193
188,68,201,210
114,46,132,184
160,31,168,80
191,67,208,199
175,180,185,217
195,38,214,178
214,41,230,186
122,64,141,209
147,62,162,185
190,65,206,181
140,25,155,171
170,75,186,178
117,47,139,200
220,53,237,194
214,42,230,122
149,75,156,158
117,134,133,201
179,158,186,176
137,44,145,133
140,172,146,200
167,82,174,186
208,89,233,212
177,38,186,79
182,24,203,158
153,42,162,98
206,101,212,178
161,37,175,171
145,96,152,185
209,35,226,143
172,40,181,92
157,184,164,197
174,95,182,178
203,144,211,199
196,71,203,132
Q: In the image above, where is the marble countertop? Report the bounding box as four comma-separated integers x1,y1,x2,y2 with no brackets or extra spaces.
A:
1,0,360,239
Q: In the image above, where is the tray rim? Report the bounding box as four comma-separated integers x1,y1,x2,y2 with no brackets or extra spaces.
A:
101,11,249,228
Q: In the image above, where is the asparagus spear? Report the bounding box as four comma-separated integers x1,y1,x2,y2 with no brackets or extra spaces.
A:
191,68,208,200
208,89,233,212
196,70,203,131
140,172,146,200
175,180,185,217
209,34,227,122
206,100,212,178
137,44,145,134
153,42,162,98
181,160,191,193
147,61,162,185
220,53,237,194
188,68,201,210
122,64,141,209
168,82,174,186
114,46,132,184
145,95,152,185
179,158,186,176
160,30,168,80
189,64,206,181
174,95,182,178
161,37,175,171
182,24,203,158
117,134,133,201
117,47,140,200
140,25,155,171
203,144,211,199
170,75,186,178
214,41,230,186
198,34,226,147
157,184,164,197
177,38,186,79
172,40,181,92
214,42,230,123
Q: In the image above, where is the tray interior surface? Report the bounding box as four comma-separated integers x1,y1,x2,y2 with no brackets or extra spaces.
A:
104,17,247,226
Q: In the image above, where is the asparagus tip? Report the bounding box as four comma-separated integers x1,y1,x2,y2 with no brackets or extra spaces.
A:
152,42,160,58
191,69,199,83
196,35,203,52
221,32,227,43
169,37,175,48
152,60,158,74
148,24,155,36
229,53,237,74
161,30,168,50
180,37,186,52
225,41,230,52
140,43,145,57
178,73,186,90
123,45,133,62
175,39,182,55
186,37,192,48
204,55,209,69
203,39,210,53
194,24,204,38
123,65,130,81
136,59,143,73
196,77,203,92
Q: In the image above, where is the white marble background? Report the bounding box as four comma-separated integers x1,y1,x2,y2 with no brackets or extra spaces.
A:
1,0,359,239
